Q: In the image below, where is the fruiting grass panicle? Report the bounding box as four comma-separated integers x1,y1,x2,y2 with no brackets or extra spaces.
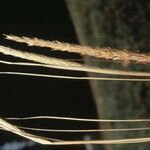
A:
5,34,150,64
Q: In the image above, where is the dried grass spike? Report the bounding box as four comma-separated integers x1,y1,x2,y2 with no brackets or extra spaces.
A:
5,34,150,64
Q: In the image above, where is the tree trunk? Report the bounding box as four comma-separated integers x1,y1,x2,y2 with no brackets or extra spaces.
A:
66,0,150,150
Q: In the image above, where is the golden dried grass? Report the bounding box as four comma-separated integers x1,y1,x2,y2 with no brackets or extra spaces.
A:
1,117,150,145
5,34,150,64
0,46,150,77
0,35,150,145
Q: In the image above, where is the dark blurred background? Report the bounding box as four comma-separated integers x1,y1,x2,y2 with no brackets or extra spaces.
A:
0,0,98,149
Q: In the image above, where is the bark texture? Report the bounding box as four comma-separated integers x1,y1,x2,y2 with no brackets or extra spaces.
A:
66,0,150,150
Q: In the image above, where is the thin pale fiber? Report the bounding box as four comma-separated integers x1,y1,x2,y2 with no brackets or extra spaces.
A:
1,117,150,145
0,60,150,81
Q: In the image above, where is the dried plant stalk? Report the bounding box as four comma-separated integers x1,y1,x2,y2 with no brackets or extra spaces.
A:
7,115,150,122
0,46,150,77
0,71,150,81
0,60,150,81
44,138,150,145
16,126,150,133
1,118,150,145
0,118,60,144
5,35,150,64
